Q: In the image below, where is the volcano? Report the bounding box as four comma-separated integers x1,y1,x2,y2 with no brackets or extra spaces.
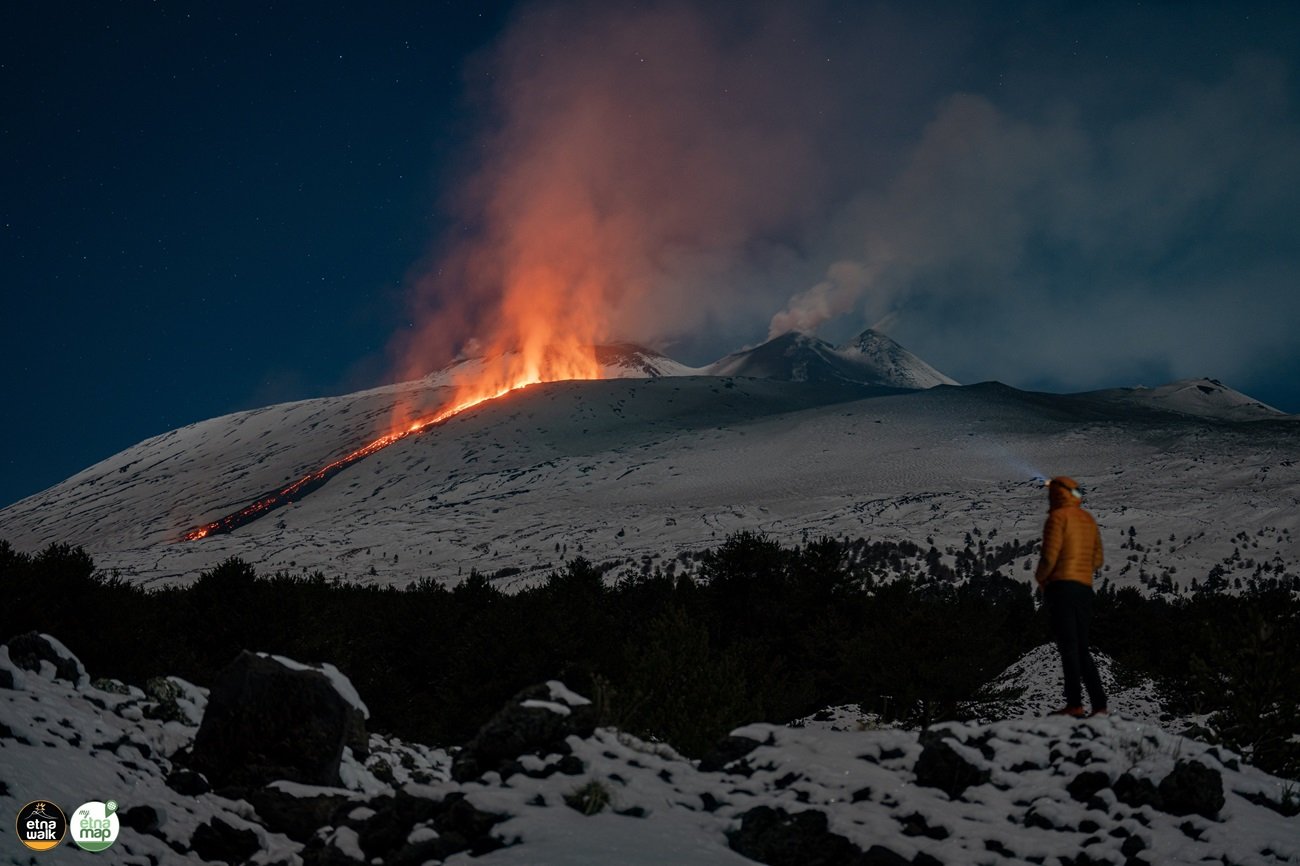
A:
708,329,957,389
0,332,1294,590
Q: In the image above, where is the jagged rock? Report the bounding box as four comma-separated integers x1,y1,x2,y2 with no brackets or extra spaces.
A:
189,651,362,787
143,676,195,724
302,829,367,866
1067,770,1113,802
248,789,350,843
120,805,163,834
1114,772,1162,810
355,790,442,858
1024,805,1064,830
914,729,990,799
1121,834,1147,857
451,681,596,782
166,768,211,796
190,816,260,863
727,806,867,866
5,633,84,685
699,735,763,772
1157,760,1224,818
92,677,133,695
899,811,949,839
327,788,504,864
434,794,507,856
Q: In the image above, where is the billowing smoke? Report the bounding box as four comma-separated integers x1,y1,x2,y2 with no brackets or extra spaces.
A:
768,261,875,339
394,0,873,381
810,58,1300,392
395,0,1299,403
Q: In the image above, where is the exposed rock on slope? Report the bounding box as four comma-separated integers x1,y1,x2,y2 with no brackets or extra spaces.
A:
2,636,1296,865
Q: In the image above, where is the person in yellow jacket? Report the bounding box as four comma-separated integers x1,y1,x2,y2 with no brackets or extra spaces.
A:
1035,476,1107,718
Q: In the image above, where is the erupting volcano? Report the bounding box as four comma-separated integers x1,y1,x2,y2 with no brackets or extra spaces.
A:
181,341,604,541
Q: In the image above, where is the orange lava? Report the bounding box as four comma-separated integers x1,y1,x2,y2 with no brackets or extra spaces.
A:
181,336,604,541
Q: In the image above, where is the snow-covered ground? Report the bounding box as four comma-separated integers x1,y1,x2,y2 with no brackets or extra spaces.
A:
1,334,1295,591
2,638,1296,866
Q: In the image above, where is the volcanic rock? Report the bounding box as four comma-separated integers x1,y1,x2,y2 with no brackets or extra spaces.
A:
190,816,260,863
1157,760,1224,818
451,681,596,782
727,806,868,866
4,632,85,685
189,651,364,788
914,728,991,799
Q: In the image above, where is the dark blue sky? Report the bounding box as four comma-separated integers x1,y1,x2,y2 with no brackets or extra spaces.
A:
2,1,516,506
3,1,1298,509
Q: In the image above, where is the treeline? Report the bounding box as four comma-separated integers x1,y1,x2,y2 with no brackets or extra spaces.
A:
1,535,1295,777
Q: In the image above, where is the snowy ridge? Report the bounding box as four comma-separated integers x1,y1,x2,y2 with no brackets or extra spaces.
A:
1,640,1296,866
418,342,707,390
1,376,1296,591
706,329,957,389
838,329,959,389
1087,379,1290,422
0,330,1295,591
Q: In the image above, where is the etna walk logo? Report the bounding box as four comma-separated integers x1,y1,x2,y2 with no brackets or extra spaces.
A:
70,800,120,852
14,799,120,853
15,800,66,851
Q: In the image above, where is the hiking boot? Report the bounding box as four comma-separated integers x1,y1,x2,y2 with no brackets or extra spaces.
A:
1088,708,1110,718
1048,705,1087,718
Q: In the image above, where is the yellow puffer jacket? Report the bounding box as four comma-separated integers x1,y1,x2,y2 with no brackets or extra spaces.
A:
1035,476,1103,587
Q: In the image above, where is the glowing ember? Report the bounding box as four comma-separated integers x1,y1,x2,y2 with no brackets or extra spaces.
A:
180,355,598,542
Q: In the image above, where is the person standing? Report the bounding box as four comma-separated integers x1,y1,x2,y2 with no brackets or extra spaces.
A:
1036,476,1108,718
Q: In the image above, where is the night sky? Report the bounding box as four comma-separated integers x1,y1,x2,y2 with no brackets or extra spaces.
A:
3,1,1298,509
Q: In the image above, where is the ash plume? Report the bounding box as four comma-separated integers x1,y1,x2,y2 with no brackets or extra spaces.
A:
393,0,914,378
394,0,1300,402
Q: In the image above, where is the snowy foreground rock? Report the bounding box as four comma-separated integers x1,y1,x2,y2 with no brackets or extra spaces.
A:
1,636,1296,866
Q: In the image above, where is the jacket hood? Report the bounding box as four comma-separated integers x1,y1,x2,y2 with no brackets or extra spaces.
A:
1048,476,1083,510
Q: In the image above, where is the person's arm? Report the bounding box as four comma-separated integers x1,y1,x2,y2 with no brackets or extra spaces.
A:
1035,512,1064,587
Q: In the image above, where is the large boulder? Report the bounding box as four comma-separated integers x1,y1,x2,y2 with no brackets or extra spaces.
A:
451,681,597,782
1157,760,1224,818
189,651,367,788
4,632,85,686
914,729,990,799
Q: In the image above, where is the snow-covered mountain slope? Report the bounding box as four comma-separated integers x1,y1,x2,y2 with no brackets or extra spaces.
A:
1086,379,1289,422
3,639,1297,866
707,329,957,389
595,342,709,378
838,329,959,389
0,372,1296,589
422,343,707,389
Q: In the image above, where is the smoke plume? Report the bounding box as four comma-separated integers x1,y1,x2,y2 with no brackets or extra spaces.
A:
395,0,1300,405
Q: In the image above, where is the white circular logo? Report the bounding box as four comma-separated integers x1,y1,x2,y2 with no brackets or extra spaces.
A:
71,801,119,852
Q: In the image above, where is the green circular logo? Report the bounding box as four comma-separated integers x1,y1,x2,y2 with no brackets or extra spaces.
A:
70,800,119,852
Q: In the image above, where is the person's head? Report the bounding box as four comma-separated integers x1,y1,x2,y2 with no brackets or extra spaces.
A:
1047,476,1083,508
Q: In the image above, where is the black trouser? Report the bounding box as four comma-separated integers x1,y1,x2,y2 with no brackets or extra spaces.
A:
1045,580,1106,710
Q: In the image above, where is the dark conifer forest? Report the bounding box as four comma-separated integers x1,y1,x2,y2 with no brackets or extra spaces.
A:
2,534,1296,778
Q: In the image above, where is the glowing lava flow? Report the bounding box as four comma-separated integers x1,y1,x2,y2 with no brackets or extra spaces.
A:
180,382,537,542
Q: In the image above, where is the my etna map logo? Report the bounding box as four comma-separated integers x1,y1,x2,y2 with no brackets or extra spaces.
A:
70,800,120,852
15,800,66,851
